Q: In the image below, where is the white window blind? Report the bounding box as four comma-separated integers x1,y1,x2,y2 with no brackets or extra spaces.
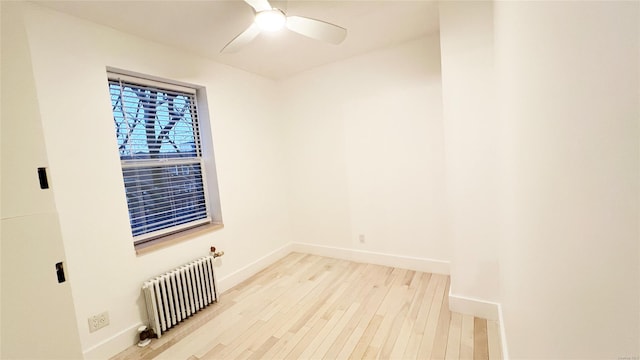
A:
108,73,211,244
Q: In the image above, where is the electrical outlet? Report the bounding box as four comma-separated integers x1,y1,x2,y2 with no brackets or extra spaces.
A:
88,311,110,333
358,234,366,243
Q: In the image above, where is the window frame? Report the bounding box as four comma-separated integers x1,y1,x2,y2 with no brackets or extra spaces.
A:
107,70,223,249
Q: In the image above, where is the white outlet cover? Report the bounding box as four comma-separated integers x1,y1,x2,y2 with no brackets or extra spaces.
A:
88,311,109,332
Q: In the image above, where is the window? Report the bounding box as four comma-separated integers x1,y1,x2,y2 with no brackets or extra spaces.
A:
108,72,221,246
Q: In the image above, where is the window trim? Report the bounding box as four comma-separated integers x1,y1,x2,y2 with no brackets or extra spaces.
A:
108,72,196,95
107,70,223,249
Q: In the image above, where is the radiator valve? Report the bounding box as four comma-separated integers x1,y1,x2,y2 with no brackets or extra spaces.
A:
210,246,225,258
137,325,156,347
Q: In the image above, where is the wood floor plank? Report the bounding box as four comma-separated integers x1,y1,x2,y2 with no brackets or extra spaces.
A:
334,269,393,359
283,318,328,359
445,312,462,360
347,314,384,359
269,326,311,359
402,273,439,359
270,262,357,339
431,277,452,359
310,302,360,359
474,318,489,360
378,300,410,359
417,274,448,359
237,260,358,357
366,268,410,358
110,254,502,360
297,308,346,359
233,349,253,360
247,336,278,360
200,319,266,359
259,331,293,359
274,263,360,359
323,265,390,359
459,314,475,359
378,271,419,359
487,320,503,360
287,270,351,333
388,272,428,359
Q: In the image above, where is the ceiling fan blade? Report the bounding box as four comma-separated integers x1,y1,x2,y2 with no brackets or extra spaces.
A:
244,0,272,12
285,16,347,45
220,23,262,54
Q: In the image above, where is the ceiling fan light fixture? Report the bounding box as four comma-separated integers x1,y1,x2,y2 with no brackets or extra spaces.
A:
221,0,347,54
255,9,286,32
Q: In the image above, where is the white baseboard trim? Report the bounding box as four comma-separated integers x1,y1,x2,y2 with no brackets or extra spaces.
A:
291,242,450,275
82,322,142,359
448,290,509,360
216,242,293,293
448,290,500,320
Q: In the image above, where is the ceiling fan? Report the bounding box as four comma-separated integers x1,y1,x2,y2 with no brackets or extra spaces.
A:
221,0,347,53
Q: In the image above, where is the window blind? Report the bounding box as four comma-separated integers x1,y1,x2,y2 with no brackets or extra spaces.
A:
108,74,211,243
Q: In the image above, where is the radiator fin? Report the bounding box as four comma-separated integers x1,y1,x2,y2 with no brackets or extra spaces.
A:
142,256,218,338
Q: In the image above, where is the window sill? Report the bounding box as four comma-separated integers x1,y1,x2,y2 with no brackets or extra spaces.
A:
134,222,224,256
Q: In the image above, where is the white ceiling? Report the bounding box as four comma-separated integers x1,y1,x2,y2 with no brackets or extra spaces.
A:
34,0,440,79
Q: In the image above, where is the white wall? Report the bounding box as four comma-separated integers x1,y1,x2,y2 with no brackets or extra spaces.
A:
438,1,501,309
281,35,450,268
495,1,640,358
13,3,294,357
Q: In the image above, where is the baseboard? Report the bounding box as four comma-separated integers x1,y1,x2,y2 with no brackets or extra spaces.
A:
82,322,142,359
448,290,509,359
448,290,500,320
291,242,450,275
216,242,293,293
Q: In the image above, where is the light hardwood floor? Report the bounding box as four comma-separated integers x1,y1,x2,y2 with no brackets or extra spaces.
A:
112,253,502,360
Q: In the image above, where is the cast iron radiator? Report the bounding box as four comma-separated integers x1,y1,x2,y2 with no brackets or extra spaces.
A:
142,255,218,338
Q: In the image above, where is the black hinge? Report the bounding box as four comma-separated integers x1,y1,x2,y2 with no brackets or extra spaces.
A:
55,262,66,283
37,167,49,189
